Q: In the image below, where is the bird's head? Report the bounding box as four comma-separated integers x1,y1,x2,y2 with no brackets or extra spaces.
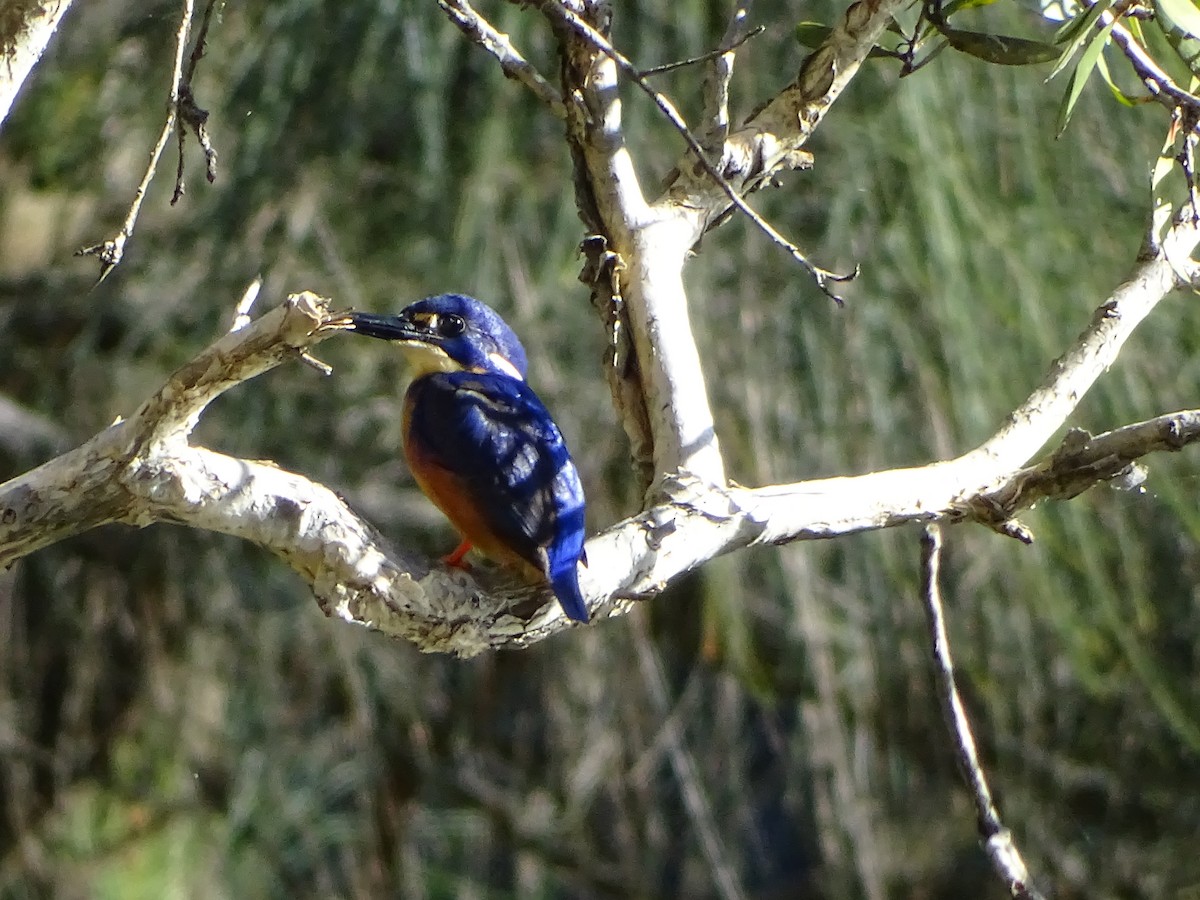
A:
334,293,528,379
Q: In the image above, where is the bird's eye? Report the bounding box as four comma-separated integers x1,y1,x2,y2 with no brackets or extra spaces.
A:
438,314,466,337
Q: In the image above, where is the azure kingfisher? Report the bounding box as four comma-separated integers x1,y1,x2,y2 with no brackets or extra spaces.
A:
330,294,590,623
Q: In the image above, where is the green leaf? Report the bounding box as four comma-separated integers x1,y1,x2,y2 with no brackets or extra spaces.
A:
1095,52,1138,106
942,27,1062,64
795,21,834,49
941,0,1005,18
1049,0,1110,79
1159,0,1200,39
1052,0,1107,45
1055,16,1116,135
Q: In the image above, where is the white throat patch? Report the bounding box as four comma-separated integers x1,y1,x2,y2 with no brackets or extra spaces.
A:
399,342,461,375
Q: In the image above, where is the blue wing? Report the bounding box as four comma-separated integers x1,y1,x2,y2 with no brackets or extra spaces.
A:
404,371,589,622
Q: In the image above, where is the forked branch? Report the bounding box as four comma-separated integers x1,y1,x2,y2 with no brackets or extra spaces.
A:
2,211,1197,655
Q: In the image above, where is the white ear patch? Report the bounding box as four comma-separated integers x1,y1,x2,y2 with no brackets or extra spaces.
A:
488,352,524,380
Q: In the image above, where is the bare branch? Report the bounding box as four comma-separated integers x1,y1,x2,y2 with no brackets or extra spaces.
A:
637,26,763,79
545,1,852,302
77,0,195,283
547,0,908,487
1108,16,1200,116
438,0,564,116
667,0,912,222
919,526,1045,900
966,411,1200,534
1,210,1198,655
969,216,1200,472
0,0,76,130
173,0,222,203
699,0,757,156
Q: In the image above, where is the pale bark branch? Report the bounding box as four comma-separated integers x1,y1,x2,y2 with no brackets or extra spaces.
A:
552,0,909,488
0,0,75,130
919,526,1045,900
699,0,756,155
3,210,1197,656
2,2,1197,658
438,0,564,116
1107,15,1200,116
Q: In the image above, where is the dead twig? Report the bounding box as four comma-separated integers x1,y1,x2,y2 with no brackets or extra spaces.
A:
78,0,222,282
919,526,1045,900
173,0,222,203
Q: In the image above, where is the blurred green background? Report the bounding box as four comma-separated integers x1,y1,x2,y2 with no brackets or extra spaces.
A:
2,1,1198,897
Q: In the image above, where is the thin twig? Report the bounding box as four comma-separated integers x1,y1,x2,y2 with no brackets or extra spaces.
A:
1108,16,1200,116
699,1,758,154
919,526,1045,900
183,0,219,83
77,0,195,283
172,0,222,203
638,25,763,78
439,0,564,117
542,1,855,303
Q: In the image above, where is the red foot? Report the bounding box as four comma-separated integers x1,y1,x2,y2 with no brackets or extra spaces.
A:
441,539,473,569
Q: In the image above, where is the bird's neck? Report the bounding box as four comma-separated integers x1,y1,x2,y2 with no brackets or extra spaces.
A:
400,343,462,376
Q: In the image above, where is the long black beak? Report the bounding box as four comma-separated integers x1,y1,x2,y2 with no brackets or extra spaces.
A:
336,311,424,342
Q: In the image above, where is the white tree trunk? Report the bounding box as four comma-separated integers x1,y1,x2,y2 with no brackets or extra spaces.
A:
0,0,75,129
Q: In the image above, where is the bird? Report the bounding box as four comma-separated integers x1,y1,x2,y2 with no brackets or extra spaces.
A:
328,293,590,623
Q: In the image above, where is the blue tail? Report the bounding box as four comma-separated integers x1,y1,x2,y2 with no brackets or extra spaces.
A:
551,564,589,623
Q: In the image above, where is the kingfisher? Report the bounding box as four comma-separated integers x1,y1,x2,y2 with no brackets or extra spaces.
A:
328,294,590,623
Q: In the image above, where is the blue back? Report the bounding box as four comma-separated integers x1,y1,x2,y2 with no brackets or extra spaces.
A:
406,370,589,621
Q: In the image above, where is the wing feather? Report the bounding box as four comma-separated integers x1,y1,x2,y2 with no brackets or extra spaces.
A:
405,372,586,584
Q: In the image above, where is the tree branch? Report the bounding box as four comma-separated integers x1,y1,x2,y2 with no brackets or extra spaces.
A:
699,0,757,155
548,0,908,489
1108,15,1200,117
76,0,196,283
919,526,1045,900
2,210,1196,655
438,0,564,116
0,0,76,130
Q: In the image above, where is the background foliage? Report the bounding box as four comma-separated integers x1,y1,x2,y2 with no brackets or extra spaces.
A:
1,0,1198,897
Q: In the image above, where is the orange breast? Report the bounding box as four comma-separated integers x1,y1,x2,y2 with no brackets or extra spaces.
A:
402,398,541,580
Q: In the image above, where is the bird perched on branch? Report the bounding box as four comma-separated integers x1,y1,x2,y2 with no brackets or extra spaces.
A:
327,294,590,623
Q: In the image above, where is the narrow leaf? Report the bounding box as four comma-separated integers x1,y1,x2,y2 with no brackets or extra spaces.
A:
942,0,1005,17
1049,0,1110,79
1095,52,1139,106
1056,17,1117,135
943,27,1062,64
